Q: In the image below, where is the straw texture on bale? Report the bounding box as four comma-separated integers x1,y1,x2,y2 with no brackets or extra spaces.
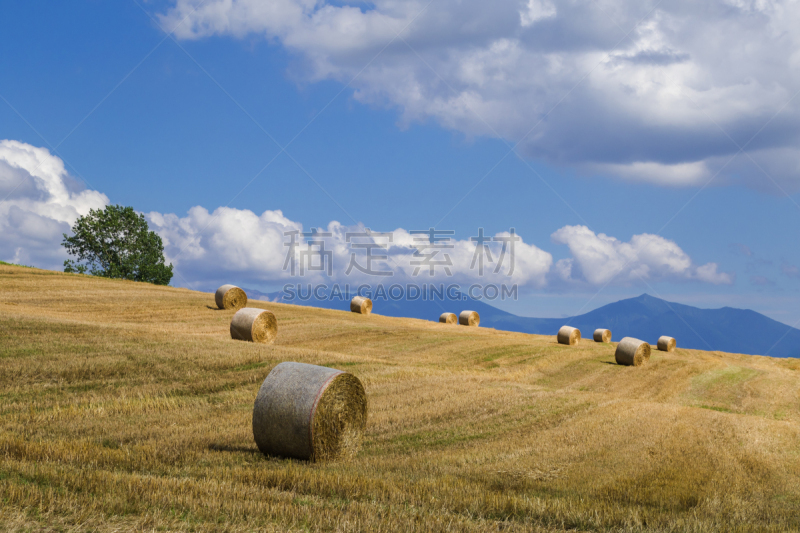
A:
615,337,651,366
252,362,368,462
557,325,581,345
459,310,480,327
230,307,278,344
593,328,612,343
439,312,457,324
350,296,372,315
657,336,677,352
215,284,247,310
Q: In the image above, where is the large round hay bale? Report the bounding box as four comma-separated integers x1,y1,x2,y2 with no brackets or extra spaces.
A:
252,362,367,461
439,312,457,324
593,328,612,343
350,296,372,315
657,336,676,352
459,310,480,327
557,325,581,345
215,284,247,310
615,337,651,366
230,308,278,344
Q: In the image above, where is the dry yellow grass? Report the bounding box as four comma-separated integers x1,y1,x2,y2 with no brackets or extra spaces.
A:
2,264,800,532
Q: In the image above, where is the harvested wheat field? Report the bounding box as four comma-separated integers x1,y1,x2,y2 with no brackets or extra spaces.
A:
2,264,800,532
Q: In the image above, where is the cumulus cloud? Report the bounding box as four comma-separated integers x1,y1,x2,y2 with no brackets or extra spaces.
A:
550,225,734,285
159,0,800,190
0,140,108,268
1,140,734,291
147,206,304,287
148,207,732,290
147,208,554,289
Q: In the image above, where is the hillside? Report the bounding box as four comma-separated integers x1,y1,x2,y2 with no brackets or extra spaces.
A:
3,265,800,532
257,289,800,358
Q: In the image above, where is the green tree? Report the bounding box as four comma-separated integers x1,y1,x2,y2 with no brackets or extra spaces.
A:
62,205,173,285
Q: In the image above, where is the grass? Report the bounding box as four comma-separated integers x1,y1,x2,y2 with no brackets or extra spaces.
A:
2,264,800,531
0,261,32,268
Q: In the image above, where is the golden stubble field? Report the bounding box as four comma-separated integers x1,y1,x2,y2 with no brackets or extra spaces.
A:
2,264,800,532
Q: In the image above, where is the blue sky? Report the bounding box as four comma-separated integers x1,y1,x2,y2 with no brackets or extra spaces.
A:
1,0,800,324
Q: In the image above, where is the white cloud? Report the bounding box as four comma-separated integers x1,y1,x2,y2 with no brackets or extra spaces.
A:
0,140,108,268
147,206,304,286
696,262,735,285
160,0,800,190
149,206,732,290
520,0,557,27
0,140,733,290
592,161,710,187
551,225,734,285
147,207,554,289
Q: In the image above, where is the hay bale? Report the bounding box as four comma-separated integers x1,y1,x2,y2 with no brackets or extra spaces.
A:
657,336,676,352
459,310,480,327
215,284,247,310
350,296,372,315
593,328,612,343
252,362,367,461
615,337,651,366
557,325,581,345
439,312,457,324
230,307,277,344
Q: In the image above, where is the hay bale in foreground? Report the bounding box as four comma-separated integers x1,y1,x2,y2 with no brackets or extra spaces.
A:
657,336,676,352
252,362,367,461
459,310,480,327
557,325,581,345
615,337,651,366
215,284,247,310
350,296,372,315
230,308,277,344
439,312,457,324
593,328,612,343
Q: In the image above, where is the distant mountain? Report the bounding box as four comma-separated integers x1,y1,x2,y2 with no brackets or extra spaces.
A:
243,286,516,321
487,294,800,358
243,288,800,358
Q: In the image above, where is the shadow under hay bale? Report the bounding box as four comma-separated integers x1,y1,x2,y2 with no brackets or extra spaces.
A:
657,336,677,352
350,296,372,315
252,362,367,462
557,325,581,345
215,284,247,310
230,308,278,344
459,310,480,327
615,337,651,366
593,328,612,343
208,443,260,454
439,312,457,324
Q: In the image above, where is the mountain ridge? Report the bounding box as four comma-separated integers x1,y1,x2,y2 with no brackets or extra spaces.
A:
244,288,800,358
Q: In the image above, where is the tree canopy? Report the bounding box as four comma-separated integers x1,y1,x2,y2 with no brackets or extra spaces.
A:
62,205,173,285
